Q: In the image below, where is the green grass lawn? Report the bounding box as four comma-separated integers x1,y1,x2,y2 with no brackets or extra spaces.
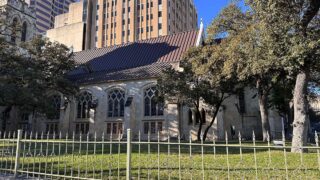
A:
0,140,320,179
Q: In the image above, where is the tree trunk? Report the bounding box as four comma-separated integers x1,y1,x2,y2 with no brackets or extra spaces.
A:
202,104,221,141
258,92,270,142
291,71,309,153
196,109,203,141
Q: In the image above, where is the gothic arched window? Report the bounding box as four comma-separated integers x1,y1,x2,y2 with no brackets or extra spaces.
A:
188,109,193,125
144,86,164,116
11,18,18,43
76,91,92,119
48,95,61,120
21,22,27,42
108,89,125,117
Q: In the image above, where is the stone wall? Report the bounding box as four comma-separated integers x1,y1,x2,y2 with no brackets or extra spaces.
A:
0,0,36,44
0,79,283,141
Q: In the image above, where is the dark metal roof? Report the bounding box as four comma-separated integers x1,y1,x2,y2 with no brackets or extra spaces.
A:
68,30,199,84
68,63,171,85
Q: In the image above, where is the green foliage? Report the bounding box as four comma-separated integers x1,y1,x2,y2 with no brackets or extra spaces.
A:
0,36,78,115
269,79,294,117
206,0,320,144
158,42,242,141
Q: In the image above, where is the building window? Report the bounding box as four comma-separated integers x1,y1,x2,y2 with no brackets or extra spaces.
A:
21,22,27,42
75,123,89,134
11,18,18,43
188,109,193,125
48,95,61,120
106,122,123,135
195,110,200,124
201,108,206,124
144,87,164,116
108,89,125,117
76,91,93,119
143,121,163,134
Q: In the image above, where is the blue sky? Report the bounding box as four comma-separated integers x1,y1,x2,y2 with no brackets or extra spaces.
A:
194,0,240,28
194,0,231,27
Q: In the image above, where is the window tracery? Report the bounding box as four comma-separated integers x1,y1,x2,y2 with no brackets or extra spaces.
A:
108,89,125,117
77,91,93,119
144,87,164,116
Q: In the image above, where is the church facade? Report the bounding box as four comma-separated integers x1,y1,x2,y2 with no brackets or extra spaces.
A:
0,25,283,140
0,0,36,44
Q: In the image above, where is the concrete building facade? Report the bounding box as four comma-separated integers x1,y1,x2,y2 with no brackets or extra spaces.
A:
25,0,77,33
0,0,36,44
46,0,97,52
97,0,198,47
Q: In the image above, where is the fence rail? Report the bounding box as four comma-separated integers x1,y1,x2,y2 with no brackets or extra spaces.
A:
0,130,320,179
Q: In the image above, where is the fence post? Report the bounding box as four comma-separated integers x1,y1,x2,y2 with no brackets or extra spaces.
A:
126,129,132,180
14,129,22,178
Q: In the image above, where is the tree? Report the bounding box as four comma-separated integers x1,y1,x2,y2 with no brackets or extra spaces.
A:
0,36,78,122
205,4,285,141
158,61,209,141
158,42,241,141
245,0,320,152
269,75,295,138
205,1,320,146
186,44,242,141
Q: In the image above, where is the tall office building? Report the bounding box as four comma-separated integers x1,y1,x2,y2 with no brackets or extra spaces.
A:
25,0,77,33
96,0,198,47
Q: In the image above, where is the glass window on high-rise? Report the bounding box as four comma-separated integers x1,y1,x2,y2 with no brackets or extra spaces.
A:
26,0,77,33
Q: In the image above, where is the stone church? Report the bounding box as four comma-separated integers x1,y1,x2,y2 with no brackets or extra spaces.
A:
0,3,283,140
1,26,283,140
0,0,36,44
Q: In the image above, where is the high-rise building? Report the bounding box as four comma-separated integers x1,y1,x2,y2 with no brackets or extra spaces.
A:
96,0,198,47
46,0,97,52
25,0,77,33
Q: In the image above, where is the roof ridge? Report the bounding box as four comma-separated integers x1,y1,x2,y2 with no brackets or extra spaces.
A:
76,29,198,53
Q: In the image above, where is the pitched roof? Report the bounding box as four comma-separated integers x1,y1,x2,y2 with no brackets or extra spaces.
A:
68,63,171,85
68,30,199,84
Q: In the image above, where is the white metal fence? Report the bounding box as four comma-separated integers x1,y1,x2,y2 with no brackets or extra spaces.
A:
0,129,320,179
